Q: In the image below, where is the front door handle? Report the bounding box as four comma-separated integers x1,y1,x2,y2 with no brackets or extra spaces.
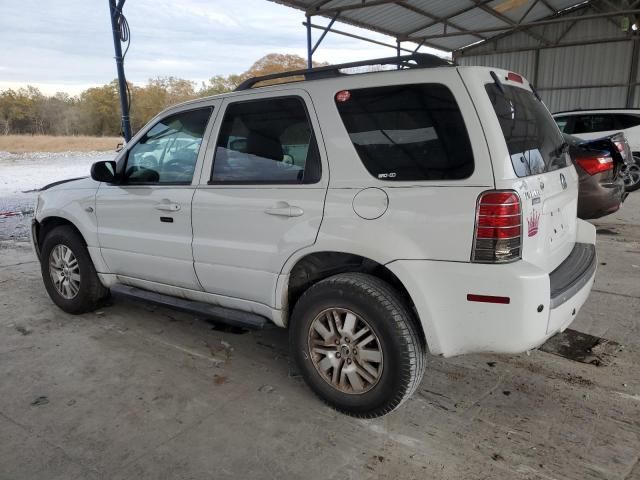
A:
264,202,304,217
154,200,181,212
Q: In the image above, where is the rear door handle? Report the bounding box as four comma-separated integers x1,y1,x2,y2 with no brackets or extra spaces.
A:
154,200,181,212
264,202,304,217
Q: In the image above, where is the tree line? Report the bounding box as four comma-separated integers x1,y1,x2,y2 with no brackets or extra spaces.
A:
0,54,324,137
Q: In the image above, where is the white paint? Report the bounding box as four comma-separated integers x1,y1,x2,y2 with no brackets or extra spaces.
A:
33,65,594,359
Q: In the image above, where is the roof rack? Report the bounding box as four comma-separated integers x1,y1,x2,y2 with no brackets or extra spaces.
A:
234,53,455,91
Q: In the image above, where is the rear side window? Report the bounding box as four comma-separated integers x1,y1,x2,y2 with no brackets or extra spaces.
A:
334,84,474,181
615,114,640,129
567,114,616,134
486,84,570,177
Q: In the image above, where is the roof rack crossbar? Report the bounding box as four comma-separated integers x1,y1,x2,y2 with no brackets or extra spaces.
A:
234,53,455,91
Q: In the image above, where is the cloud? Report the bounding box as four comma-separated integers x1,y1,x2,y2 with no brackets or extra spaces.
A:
0,0,443,94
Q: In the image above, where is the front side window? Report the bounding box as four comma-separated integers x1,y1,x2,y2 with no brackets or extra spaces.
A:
486,84,570,177
334,84,474,181
124,108,212,184
211,97,321,184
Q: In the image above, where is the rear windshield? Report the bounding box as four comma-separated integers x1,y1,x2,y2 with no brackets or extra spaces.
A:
335,84,474,181
486,83,570,177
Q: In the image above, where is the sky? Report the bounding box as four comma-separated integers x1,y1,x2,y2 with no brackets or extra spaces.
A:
0,0,446,96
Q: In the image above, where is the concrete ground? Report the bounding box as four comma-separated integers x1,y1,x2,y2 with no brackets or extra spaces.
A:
1,196,639,480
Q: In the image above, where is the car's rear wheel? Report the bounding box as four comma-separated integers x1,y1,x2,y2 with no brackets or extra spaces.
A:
290,273,426,418
622,156,640,192
40,225,109,314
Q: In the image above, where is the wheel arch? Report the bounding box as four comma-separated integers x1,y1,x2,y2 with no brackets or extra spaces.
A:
36,216,86,251
34,214,109,274
280,250,427,348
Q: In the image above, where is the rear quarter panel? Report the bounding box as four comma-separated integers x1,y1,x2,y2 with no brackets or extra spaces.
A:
302,67,495,263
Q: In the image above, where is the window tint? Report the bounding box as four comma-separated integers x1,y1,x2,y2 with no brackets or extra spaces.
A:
124,108,212,184
334,84,474,181
615,114,640,129
211,97,321,184
568,114,616,134
486,84,570,177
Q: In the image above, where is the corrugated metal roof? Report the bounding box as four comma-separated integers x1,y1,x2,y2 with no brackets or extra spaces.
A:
267,0,597,52
456,4,640,112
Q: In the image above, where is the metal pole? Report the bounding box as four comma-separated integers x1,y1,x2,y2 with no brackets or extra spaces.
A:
627,38,640,108
306,15,313,69
109,0,132,142
396,40,401,69
311,13,339,55
303,21,414,53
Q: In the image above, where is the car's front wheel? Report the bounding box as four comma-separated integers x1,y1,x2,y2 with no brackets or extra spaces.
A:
40,225,109,314
290,273,426,418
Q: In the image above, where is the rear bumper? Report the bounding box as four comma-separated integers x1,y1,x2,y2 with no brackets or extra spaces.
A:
386,223,596,357
577,177,625,219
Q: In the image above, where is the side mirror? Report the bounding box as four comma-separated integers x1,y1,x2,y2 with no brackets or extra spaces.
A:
91,161,117,183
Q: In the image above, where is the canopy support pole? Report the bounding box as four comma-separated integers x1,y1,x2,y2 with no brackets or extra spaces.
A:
306,15,312,69
109,0,132,142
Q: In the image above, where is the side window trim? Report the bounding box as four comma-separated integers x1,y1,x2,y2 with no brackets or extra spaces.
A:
206,94,322,186
117,105,215,187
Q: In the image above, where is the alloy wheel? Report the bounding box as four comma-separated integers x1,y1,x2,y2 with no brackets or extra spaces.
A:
49,244,81,299
308,308,383,394
622,162,640,189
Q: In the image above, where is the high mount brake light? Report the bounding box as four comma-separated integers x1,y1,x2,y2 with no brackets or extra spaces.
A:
575,154,613,175
506,72,523,84
472,191,522,263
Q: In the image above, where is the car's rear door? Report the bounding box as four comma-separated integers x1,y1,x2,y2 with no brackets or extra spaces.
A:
191,90,328,307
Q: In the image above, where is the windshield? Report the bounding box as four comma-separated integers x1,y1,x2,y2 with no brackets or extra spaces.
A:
486,83,570,177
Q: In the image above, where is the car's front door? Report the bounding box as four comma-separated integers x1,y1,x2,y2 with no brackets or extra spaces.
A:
96,105,215,289
191,91,328,307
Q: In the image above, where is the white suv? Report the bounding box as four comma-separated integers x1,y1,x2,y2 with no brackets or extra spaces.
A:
31,55,596,417
552,109,640,150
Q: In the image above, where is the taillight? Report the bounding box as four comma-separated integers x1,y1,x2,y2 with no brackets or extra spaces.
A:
614,141,628,161
575,154,613,175
472,191,521,263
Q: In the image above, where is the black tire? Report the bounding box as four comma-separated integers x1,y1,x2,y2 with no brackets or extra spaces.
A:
290,272,426,418
623,156,640,192
40,225,109,314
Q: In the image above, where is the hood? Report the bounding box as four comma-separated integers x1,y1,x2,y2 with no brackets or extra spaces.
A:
39,176,99,191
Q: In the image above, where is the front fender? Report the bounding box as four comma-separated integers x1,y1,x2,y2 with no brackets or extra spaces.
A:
35,187,110,273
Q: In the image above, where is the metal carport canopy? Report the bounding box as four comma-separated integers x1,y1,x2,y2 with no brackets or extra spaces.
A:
268,0,634,53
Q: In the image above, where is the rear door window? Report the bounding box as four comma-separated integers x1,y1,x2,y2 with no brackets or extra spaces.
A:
211,97,321,184
334,84,474,181
486,84,570,177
